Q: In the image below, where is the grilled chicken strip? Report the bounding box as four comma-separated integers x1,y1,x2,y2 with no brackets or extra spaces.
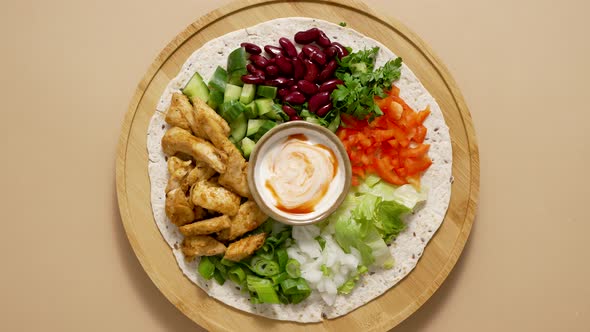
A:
191,96,230,137
217,201,268,241
190,180,240,216
182,235,226,260
165,156,193,193
185,161,216,187
162,127,227,173
164,92,192,131
223,233,267,262
179,215,231,236
165,188,194,226
195,105,250,197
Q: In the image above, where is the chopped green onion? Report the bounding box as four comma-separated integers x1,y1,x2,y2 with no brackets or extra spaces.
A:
228,266,247,286
276,249,288,270
198,256,215,280
280,278,311,297
286,259,301,278
252,258,280,277
221,258,236,267
209,256,227,274
321,264,331,276
270,272,289,285
247,275,280,304
213,270,226,285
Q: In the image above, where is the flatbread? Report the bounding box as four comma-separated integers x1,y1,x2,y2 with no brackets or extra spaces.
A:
147,17,452,322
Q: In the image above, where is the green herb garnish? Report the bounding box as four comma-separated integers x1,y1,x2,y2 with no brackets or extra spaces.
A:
331,47,403,120
339,22,347,27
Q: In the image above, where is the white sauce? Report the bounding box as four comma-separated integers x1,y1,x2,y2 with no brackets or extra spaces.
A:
264,135,337,213
254,127,347,222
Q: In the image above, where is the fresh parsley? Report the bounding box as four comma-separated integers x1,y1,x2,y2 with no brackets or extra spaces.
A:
331,47,403,119
339,22,347,27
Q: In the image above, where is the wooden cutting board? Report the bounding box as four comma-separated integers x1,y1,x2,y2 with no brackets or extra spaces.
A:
115,0,480,330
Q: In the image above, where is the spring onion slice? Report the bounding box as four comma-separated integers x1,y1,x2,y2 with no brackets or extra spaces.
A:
228,266,247,286
198,256,215,280
276,248,288,270
285,259,301,278
270,272,289,285
247,275,280,304
252,258,280,277
213,270,226,285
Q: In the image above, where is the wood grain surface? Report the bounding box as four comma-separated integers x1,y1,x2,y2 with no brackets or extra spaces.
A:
116,0,479,330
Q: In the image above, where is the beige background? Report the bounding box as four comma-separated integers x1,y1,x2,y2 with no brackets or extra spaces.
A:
2,0,589,331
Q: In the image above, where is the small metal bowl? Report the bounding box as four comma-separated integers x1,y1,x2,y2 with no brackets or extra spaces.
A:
247,121,352,226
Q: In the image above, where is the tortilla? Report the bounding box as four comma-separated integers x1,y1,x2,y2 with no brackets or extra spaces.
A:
147,17,452,322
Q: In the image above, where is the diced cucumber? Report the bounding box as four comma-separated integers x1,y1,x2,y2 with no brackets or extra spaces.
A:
264,104,289,121
220,100,245,123
230,113,248,142
246,119,266,137
209,66,227,92
247,119,277,141
244,101,258,118
208,90,224,111
224,84,243,103
207,66,228,111
227,47,248,72
228,69,247,87
254,98,274,117
327,112,341,133
239,84,257,104
227,47,248,86
305,117,322,125
182,72,209,103
256,85,277,99
240,137,256,159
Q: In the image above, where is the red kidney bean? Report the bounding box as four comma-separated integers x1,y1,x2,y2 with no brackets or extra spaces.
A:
311,52,327,65
297,50,306,61
309,91,331,113
303,59,319,82
302,45,320,57
282,105,298,117
289,84,299,92
265,65,279,77
331,42,349,58
277,88,289,99
240,42,262,55
265,77,290,87
278,37,297,57
290,115,303,121
284,91,306,104
246,64,265,77
286,78,296,86
318,59,338,81
292,57,305,80
324,46,338,59
264,45,284,57
275,55,293,75
241,75,265,85
316,103,333,117
319,79,344,93
294,28,319,44
303,45,326,65
297,80,318,95
250,54,270,68
317,31,331,47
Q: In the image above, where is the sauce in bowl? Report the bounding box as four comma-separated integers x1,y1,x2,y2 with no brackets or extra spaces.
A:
248,122,351,225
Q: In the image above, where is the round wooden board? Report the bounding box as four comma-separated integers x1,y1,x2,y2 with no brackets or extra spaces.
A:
116,0,480,331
